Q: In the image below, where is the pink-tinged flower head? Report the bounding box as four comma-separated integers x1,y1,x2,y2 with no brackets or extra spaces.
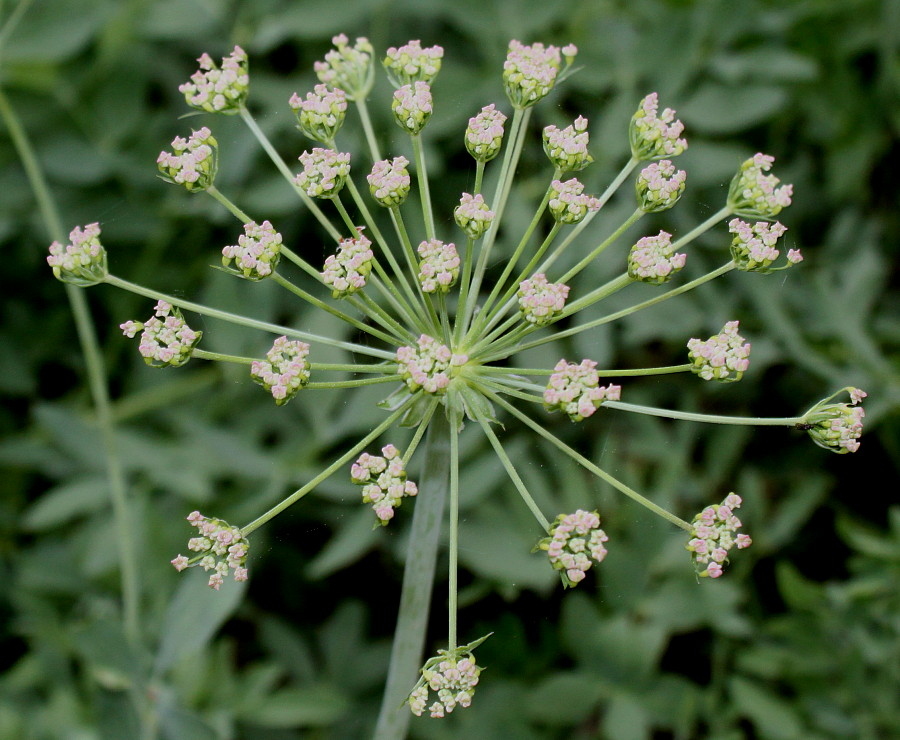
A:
417,239,460,293
686,493,750,578
121,301,201,368
396,335,468,395
47,222,107,286
367,156,411,207
321,227,374,298
503,40,563,109
157,127,218,192
687,321,751,382
636,160,686,213
629,93,687,160
294,147,351,198
454,193,495,239
250,336,311,406
314,35,374,101
409,645,484,718
727,153,793,220
802,387,867,454
729,218,797,272
465,104,507,162
221,221,283,281
289,84,347,144
173,512,249,589
544,359,622,422
543,116,593,172
392,81,433,134
351,443,418,525
628,230,687,284
536,510,609,588
384,40,444,87
178,45,248,114
548,178,600,224
518,273,570,325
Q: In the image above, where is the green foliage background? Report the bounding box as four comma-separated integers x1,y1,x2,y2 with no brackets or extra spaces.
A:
1,0,898,738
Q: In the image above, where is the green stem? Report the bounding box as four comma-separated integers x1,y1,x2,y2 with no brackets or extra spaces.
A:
488,390,692,531
671,206,733,250
558,208,644,284
485,262,737,363
238,105,342,243
241,395,416,536
0,88,142,645
448,410,460,650
353,292,418,344
104,274,396,360
192,348,254,364
306,375,401,389
355,96,383,162
603,400,804,426
206,185,252,223
280,245,325,283
332,194,359,234
402,399,439,464
375,412,450,740
475,363,692,377
561,273,633,317
411,134,435,240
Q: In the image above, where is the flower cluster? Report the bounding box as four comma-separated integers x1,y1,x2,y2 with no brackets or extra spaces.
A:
314,34,374,100
295,147,351,198
729,218,801,272
321,227,374,298
409,648,483,718
396,335,467,394
392,81,433,134
179,46,249,114
536,509,609,587
171,511,249,590
454,193,495,239
727,153,793,220
802,388,867,454
367,156,411,207
289,84,347,144
544,359,622,422
350,444,418,524
687,321,751,382
417,239,460,293
629,92,687,161
543,116,592,172
686,493,751,578
627,230,687,284
221,221,283,280
47,222,107,286
383,40,444,87
157,127,217,191
250,336,311,405
636,160,686,213
517,273,570,325
548,178,600,225
503,40,565,108
464,104,507,162
120,301,201,368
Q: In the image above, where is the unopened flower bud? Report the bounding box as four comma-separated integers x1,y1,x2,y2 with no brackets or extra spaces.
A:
543,116,593,173
179,46,248,114
121,301,201,368
351,444,418,525
294,147,351,198
396,335,468,395
409,646,484,718
629,93,687,161
687,321,750,382
250,336,310,405
686,493,750,578
47,222,107,286
517,274,569,325
727,153,793,220
383,40,444,87
289,84,347,144
627,230,686,284
535,509,609,588
367,156,411,207
548,178,600,224
801,387,867,454
157,127,218,192
454,193,495,239
636,160,686,212
465,104,507,162
503,40,563,109
314,34,374,101
321,227,374,298
544,359,621,422
417,240,460,293
728,218,799,272
221,221,282,280
392,82,433,134
172,511,249,589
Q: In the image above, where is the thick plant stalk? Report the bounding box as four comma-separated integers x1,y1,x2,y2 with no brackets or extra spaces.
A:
374,412,450,739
